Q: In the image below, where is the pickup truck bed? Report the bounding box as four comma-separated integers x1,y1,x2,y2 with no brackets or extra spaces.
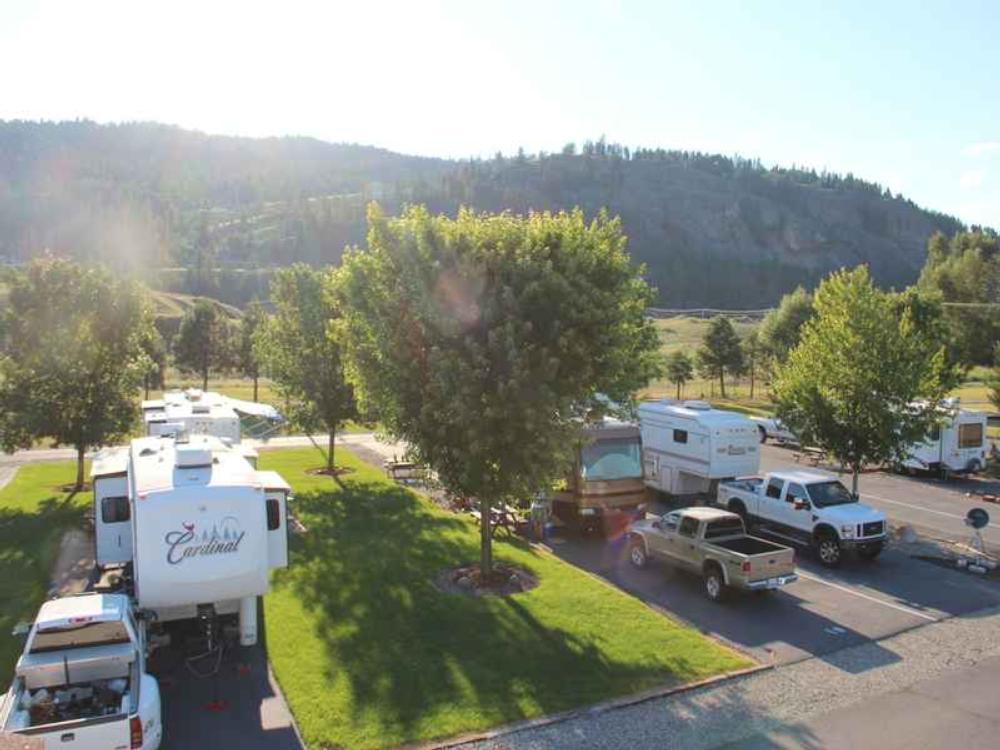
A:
711,536,786,556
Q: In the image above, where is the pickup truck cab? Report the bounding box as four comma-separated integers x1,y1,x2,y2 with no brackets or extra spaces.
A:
717,470,888,567
627,507,798,602
0,593,161,750
749,416,799,446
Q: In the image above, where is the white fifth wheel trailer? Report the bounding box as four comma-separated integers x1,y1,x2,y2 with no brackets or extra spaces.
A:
900,400,989,476
638,400,760,496
91,434,290,646
141,388,284,443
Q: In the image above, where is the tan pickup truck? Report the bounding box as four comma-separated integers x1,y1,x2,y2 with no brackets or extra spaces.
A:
627,507,798,601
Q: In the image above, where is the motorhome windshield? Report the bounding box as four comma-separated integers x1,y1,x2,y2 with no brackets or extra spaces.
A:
806,481,856,508
30,621,130,653
581,437,642,481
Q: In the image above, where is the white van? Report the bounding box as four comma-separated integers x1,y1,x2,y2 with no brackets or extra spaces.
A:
638,400,760,496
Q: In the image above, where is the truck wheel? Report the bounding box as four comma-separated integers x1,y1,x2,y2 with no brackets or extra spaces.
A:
703,565,726,602
857,541,883,561
628,537,648,569
815,533,842,567
728,500,747,523
758,426,767,444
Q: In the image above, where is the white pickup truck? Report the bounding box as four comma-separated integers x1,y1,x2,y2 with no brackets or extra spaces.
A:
717,470,888,567
0,593,161,750
749,416,799,445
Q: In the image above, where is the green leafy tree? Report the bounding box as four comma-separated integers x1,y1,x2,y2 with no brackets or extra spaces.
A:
237,300,267,402
917,230,1000,366
987,343,1000,411
255,265,355,471
742,328,762,399
333,205,661,576
758,286,814,365
141,327,167,400
773,266,958,495
173,299,231,391
697,316,745,398
665,350,694,399
0,258,153,489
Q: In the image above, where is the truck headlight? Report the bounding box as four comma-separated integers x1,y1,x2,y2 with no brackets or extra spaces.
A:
841,525,854,537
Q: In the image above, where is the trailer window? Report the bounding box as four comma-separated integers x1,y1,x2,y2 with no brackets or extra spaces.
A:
958,423,984,449
678,517,699,538
101,496,130,524
765,478,784,499
928,425,941,442
266,498,281,530
672,429,688,444
580,438,643,481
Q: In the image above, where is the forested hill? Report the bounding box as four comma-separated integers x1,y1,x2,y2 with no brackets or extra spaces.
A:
0,121,965,307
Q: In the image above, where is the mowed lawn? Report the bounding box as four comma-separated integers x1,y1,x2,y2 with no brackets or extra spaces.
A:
258,448,751,750
0,462,90,674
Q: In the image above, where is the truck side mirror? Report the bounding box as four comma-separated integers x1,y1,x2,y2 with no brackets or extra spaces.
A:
793,499,808,511
651,520,662,530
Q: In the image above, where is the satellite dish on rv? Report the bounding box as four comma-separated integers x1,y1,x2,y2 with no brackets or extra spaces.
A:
966,507,990,530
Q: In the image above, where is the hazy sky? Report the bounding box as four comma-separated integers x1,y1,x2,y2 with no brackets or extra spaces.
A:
1,0,997,228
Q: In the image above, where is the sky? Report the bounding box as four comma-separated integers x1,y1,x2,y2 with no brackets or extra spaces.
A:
1,0,998,228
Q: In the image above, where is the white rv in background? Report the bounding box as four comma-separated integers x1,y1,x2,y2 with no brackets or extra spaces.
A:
638,400,760,496
140,388,284,443
901,400,989,476
91,434,290,646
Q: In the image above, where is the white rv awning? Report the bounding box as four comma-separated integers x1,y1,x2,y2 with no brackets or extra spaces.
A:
228,398,283,422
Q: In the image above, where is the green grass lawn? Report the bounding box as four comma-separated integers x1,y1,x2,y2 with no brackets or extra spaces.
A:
259,447,751,750
0,462,91,675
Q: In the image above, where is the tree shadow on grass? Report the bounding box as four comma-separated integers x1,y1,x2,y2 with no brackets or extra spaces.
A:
276,478,686,744
0,497,87,674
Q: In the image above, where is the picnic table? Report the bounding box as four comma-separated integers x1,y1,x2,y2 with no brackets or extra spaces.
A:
469,503,523,538
792,446,827,466
384,459,426,485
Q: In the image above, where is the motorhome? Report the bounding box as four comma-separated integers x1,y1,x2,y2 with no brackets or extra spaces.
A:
901,400,989,476
91,434,290,646
140,389,284,443
550,418,647,534
638,399,760,496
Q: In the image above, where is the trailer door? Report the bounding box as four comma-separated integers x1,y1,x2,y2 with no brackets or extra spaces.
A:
266,490,289,568
95,475,133,566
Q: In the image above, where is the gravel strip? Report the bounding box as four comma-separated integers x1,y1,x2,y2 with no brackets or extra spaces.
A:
455,606,1000,750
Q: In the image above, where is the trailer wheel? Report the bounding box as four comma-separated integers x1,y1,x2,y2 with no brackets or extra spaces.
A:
628,537,648,569
703,564,726,602
728,499,748,523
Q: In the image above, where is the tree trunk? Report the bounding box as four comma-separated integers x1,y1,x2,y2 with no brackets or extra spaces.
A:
851,467,860,497
480,497,493,576
675,381,681,399
719,371,726,399
253,375,259,403
749,362,755,399
202,365,208,392
75,445,86,491
327,429,336,472
144,375,150,401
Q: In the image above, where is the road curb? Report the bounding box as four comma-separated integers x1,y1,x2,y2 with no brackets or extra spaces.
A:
404,663,772,750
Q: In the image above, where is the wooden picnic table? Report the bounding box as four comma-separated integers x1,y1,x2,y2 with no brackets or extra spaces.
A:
792,446,827,466
469,503,523,538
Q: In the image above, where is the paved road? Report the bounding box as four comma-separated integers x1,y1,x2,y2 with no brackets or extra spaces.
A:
759,443,1000,549
723,653,1000,750
550,530,1000,665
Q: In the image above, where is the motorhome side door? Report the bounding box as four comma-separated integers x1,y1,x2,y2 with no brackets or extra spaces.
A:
266,490,289,568
94,474,134,566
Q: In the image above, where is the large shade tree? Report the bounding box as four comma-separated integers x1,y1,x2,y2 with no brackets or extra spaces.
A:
697,316,745,398
173,299,232,391
255,264,355,471
236,300,267,402
773,266,957,494
0,258,153,488
333,205,661,576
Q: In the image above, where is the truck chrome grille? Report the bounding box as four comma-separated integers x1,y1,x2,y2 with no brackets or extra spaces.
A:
861,521,884,537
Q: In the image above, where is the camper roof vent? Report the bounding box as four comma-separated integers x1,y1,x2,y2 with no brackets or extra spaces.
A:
682,400,712,410
175,445,213,469
186,388,204,401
